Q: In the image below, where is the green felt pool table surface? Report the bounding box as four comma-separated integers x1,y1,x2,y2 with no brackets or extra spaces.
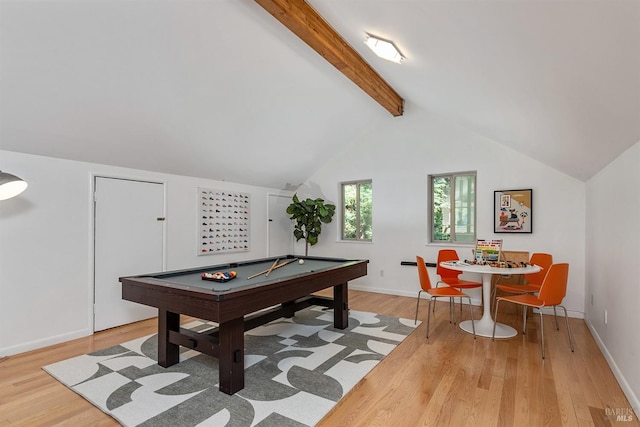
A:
148,257,354,293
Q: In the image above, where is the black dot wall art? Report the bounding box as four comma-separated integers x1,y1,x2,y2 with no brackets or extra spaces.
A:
198,188,250,255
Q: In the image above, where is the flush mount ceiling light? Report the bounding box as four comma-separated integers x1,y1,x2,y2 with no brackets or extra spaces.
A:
364,33,404,64
0,170,28,200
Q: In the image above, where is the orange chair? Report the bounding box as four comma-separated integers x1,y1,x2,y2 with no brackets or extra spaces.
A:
495,253,553,295
415,256,475,339
492,263,574,359
493,253,554,325
436,249,483,310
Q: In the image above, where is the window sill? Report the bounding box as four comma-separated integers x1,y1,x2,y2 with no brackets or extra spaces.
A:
427,242,475,248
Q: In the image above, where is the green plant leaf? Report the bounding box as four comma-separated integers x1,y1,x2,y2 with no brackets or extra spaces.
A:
286,194,335,253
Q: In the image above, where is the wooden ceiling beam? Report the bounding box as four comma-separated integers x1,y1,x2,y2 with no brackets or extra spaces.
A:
254,0,404,117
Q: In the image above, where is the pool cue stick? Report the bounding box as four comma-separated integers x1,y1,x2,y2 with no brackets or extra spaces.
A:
247,268,270,280
270,257,298,272
246,258,298,280
265,258,280,277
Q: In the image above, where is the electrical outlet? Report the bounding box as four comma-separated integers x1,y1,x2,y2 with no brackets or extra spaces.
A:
591,294,594,305
604,309,608,324
380,270,384,277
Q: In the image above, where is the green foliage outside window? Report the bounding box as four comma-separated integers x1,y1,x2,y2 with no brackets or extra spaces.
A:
432,177,450,241
343,181,372,241
430,173,476,243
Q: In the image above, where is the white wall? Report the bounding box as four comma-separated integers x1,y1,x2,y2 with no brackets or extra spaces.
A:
299,104,586,317
0,149,291,356
585,141,640,415
1,109,636,414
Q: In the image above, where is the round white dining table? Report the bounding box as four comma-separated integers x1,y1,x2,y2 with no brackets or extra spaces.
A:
438,261,541,338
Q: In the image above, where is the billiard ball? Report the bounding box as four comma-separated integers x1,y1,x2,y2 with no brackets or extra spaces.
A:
298,259,305,264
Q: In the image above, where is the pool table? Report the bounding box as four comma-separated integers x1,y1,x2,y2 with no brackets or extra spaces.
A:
119,255,368,395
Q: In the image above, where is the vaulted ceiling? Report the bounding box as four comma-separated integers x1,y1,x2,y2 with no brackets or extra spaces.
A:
1,0,639,188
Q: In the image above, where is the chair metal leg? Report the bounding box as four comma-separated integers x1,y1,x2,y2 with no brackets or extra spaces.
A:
432,282,443,312
451,297,457,324
522,305,527,334
492,300,500,340
491,288,497,315
414,290,423,324
539,310,545,359
426,298,433,338
466,296,476,338
560,305,575,352
553,306,559,330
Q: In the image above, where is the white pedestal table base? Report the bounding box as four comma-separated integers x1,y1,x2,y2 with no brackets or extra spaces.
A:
438,261,540,340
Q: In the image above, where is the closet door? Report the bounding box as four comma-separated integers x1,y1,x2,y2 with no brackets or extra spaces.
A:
268,194,294,256
94,177,164,331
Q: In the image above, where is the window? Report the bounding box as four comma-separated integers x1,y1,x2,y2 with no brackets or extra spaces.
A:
342,180,372,241
429,172,476,243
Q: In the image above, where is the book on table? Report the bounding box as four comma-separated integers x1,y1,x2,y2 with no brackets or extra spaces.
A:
475,239,502,263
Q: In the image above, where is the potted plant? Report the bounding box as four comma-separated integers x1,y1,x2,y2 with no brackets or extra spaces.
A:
286,194,336,256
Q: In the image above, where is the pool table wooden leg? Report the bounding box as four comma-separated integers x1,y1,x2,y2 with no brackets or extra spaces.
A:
218,317,244,395
282,300,295,318
158,309,180,367
334,282,348,329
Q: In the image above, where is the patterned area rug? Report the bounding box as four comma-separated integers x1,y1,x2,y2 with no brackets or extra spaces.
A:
44,307,418,426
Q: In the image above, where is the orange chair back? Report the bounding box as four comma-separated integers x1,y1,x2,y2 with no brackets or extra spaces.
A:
436,249,461,279
416,256,433,292
537,263,569,306
525,253,553,286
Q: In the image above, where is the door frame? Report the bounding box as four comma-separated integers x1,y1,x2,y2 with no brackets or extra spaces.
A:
89,173,167,332
267,192,295,256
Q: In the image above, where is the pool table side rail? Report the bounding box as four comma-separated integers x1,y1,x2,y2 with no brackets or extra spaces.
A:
119,256,366,298
125,255,360,280
120,258,368,323
121,267,351,300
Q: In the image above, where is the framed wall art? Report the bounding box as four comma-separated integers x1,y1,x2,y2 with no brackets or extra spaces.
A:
494,189,532,233
198,188,250,255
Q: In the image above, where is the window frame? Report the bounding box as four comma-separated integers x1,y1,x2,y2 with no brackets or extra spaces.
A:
428,171,477,244
340,179,373,242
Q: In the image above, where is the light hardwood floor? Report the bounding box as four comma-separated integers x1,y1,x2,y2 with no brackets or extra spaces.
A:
1,290,637,426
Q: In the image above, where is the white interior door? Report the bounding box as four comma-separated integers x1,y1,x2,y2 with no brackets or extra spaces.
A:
268,194,294,256
94,177,164,331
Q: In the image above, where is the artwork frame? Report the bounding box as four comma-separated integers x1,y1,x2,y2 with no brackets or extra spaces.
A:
198,187,250,255
494,189,532,233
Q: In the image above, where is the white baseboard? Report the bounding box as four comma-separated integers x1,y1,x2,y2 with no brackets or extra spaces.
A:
349,285,584,318
586,319,640,418
0,328,92,358
536,306,584,319
349,284,487,305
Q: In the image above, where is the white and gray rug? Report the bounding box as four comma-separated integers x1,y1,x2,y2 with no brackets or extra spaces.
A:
44,307,418,427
